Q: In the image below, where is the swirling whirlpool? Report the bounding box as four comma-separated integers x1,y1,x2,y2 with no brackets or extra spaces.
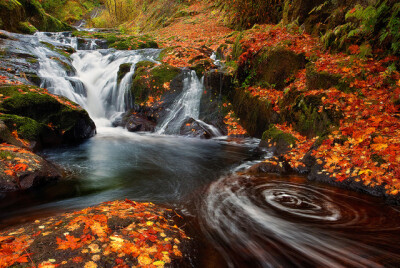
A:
200,175,400,267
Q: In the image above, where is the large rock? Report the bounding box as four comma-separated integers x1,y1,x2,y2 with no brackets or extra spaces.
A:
179,117,215,139
0,0,72,34
124,114,156,132
238,47,307,90
260,125,298,155
0,143,61,191
0,85,96,150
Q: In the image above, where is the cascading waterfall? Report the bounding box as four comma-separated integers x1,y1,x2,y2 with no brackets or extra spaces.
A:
17,31,220,135
31,32,159,128
157,70,222,136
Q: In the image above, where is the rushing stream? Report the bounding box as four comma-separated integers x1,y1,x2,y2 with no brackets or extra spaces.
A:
1,31,400,267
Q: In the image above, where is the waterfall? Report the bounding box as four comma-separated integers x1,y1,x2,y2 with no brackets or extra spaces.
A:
157,70,222,136
29,32,160,127
9,31,220,136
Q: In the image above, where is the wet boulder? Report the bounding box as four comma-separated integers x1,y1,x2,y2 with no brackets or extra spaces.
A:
0,85,96,150
0,143,61,191
179,117,214,139
117,63,133,85
124,114,156,132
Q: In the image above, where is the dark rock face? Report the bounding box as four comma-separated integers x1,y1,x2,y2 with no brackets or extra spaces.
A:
255,48,307,90
179,118,214,139
0,144,62,191
125,114,156,132
204,70,234,97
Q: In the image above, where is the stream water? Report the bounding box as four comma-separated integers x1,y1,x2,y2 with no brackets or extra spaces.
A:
1,31,400,267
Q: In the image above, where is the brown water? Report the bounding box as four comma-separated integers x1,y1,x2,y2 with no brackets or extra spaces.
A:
199,174,400,267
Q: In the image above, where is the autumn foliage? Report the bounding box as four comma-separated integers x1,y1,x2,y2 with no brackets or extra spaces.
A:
0,200,188,268
226,24,400,196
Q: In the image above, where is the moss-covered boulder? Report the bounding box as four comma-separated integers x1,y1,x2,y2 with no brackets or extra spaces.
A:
18,0,73,32
0,85,96,150
306,64,341,90
117,63,132,85
130,61,181,104
280,90,341,138
237,47,307,90
0,0,25,33
0,0,72,33
0,143,61,191
260,125,298,155
231,88,279,138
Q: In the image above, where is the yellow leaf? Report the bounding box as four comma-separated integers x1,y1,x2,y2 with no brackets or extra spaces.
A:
84,261,97,268
153,260,165,267
138,254,153,265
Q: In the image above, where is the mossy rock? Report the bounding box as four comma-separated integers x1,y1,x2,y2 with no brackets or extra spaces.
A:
17,21,37,34
306,63,352,92
157,47,176,61
72,31,158,50
0,85,96,147
306,64,341,90
0,114,46,142
280,91,342,138
19,0,73,32
231,88,279,138
40,41,74,59
0,0,24,33
117,63,132,85
260,125,297,154
237,47,307,90
130,61,180,104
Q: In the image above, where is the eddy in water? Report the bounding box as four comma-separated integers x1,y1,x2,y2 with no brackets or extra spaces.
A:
201,174,400,267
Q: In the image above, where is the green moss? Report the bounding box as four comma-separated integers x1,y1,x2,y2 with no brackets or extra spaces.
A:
27,58,39,64
130,61,180,104
157,47,176,61
231,88,277,137
0,150,15,160
0,114,45,141
262,125,297,146
191,59,213,77
41,41,73,59
17,21,37,34
280,92,341,138
0,92,62,122
117,63,133,85
72,31,158,50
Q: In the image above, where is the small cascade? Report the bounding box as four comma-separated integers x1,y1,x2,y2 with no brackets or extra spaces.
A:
157,70,222,136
